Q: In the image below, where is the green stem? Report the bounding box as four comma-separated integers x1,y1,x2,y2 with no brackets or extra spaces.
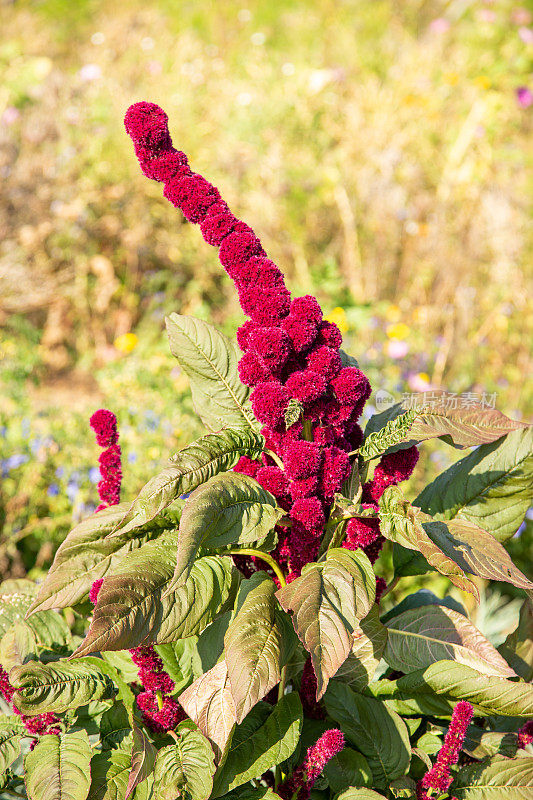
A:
156,690,164,711
379,575,399,600
265,449,284,470
228,548,287,589
302,418,313,441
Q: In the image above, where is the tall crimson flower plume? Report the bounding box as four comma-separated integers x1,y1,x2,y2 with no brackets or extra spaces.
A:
124,102,419,591
279,728,345,800
90,409,122,511
88,409,182,732
416,700,474,799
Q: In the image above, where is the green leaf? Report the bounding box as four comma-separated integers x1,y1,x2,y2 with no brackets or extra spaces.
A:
217,789,282,800
334,791,387,800
27,502,177,615
324,748,373,793
323,682,411,790
166,313,256,432
0,580,37,635
359,411,417,461
154,639,197,695
379,487,478,597
385,660,533,716
0,609,72,670
276,549,376,699
224,572,297,722
498,600,533,681
109,428,264,539
364,398,529,449
25,731,92,800
152,721,215,800
462,727,518,760
126,726,157,800
451,756,533,799
0,716,25,773
89,736,152,800
72,533,238,656
415,427,533,542
339,350,359,369
284,398,303,429
178,660,236,762
11,658,117,714
99,702,132,751
333,606,387,690
384,604,516,678
380,487,533,600
168,472,282,590
212,693,303,797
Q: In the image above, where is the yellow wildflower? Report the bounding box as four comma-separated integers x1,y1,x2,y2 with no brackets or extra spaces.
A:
386,322,410,340
325,307,349,333
114,332,138,353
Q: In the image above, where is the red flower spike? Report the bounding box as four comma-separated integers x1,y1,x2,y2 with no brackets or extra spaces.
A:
286,370,327,403
238,350,272,386
365,445,420,503
321,446,350,500
124,102,172,150
300,658,325,719
518,720,533,749
250,381,291,428
256,465,290,497
89,579,104,606
135,146,189,182
238,284,292,325
331,367,371,406
316,320,343,350
417,701,474,797
200,202,236,245
248,327,292,372
233,455,261,478
343,515,381,550
284,440,322,480
289,475,320,500
307,346,342,381
90,409,118,447
291,497,325,532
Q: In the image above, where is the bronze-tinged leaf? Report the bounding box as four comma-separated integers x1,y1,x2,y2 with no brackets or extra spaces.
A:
333,606,387,690
451,756,533,799
378,487,479,599
276,548,375,699
26,503,176,615
224,572,297,722
385,604,517,678
364,397,529,449
0,715,25,773
168,472,282,591
108,428,264,539
178,660,237,762
498,600,533,681
415,427,533,542
126,726,157,800
72,532,237,657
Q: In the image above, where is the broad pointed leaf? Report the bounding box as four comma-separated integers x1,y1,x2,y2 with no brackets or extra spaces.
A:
211,693,303,797
99,702,132,751
166,313,256,431
462,727,518,760
89,735,152,800
0,715,25,773
276,549,375,699
0,609,72,670
25,731,92,800
364,398,528,449
380,487,533,600
109,428,264,538
126,726,157,800
384,604,516,678
27,503,177,615
324,682,411,790
416,427,533,542
224,572,297,722
383,660,533,716
178,660,236,762
152,721,215,800
11,658,117,714
72,533,237,656
360,411,417,460
498,600,533,681
169,472,282,590
333,606,387,690
451,756,533,799
324,748,373,793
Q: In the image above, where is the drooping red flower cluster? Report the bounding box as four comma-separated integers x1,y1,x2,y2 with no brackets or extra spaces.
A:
299,658,325,720
88,412,183,733
0,665,60,741
279,728,345,800
416,700,474,800
124,102,420,585
518,720,533,749
90,409,122,511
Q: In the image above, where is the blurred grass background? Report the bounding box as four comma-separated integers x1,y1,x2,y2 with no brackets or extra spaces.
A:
0,0,531,600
